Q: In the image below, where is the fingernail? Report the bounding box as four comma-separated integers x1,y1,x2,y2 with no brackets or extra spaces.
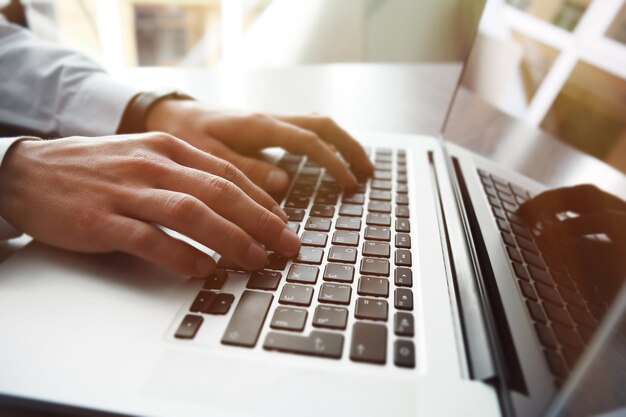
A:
195,257,215,277
272,205,289,223
265,170,289,192
245,242,268,270
279,227,301,256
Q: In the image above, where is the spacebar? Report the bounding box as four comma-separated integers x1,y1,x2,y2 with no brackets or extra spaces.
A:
221,291,273,347
263,331,344,359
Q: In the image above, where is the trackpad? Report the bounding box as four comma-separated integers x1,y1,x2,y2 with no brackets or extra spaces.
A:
143,350,416,416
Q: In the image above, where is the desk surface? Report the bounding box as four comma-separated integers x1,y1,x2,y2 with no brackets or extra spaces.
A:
117,64,625,193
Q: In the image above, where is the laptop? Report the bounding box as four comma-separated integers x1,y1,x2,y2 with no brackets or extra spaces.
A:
0,1,625,416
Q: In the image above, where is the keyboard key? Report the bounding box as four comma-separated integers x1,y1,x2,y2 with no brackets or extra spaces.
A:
247,270,282,291
190,291,216,313
218,257,245,271
350,322,387,364
288,222,300,234
395,249,412,266
396,194,409,205
357,276,389,297
295,247,324,265
511,223,533,241
395,288,413,310
506,246,523,263
343,193,365,204
395,312,415,337
364,226,391,241
266,253,288,270
395,219,411,232
315,194,338,205
368,201,391,213
370,190,392,201
500,231,516,247
310,204,335,218
396,174,407,184
519,280,538,301
279,284,314,306
300,231,328,247
512,262,530,281
287,264,319,284
221,291,273,346
313,305,348,330
552,323,583,350
535,323,557,349
209,293,235,314
300,166,321,177
323,263,355,283
394,268,413,287
395,233,411,249
394,340,416,368
328,246,358,264
332,230,359,247
295,176,316,186
366,213,391,226
396,206,410,218
373,171,392,180
567,304,596,328
372,180,392,190
305,217,332,232
375,162,392,171
284,208,305,222
397,184,408,194
517,236,539,255
536,282,563,305
318,283,352,305
264,330,344,359
339,204,363,217
529,265,554,286
360,257,390,276
204,269,227,290
270,307,307,331
355,297,388,321
522,250,547,270
544,303,574,327
336,216,362,231
545,350,568,378
526,300,547,324
285,196,310,209
175,314,203,339
362,241,391,258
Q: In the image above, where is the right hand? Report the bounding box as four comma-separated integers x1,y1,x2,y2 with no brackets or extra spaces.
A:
0,133,301,277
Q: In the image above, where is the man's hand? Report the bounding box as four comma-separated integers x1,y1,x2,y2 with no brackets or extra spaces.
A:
145,100,374,193
0,134,301,277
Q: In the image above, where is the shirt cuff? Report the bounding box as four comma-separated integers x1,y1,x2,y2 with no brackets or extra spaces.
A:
0,136,41,240
57,72,143,137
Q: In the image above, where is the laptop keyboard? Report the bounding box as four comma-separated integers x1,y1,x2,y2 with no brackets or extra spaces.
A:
477,169,609,386
175,147,416,368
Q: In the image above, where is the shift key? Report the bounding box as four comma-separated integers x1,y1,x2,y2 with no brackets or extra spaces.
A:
222,291,273,347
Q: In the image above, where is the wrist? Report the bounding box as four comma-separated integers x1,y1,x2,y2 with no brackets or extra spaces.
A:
145,99,193,132
118,90,194,134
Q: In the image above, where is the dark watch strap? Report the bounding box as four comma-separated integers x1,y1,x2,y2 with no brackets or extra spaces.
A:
116,90,194,134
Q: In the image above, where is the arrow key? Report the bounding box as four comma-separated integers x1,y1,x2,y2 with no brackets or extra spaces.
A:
350,322,387,364
394,340,415,368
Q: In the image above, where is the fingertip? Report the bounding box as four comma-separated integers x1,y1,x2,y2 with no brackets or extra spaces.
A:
245,242,268,270
194,256,217,277
272,205,289,223
264,169,290,193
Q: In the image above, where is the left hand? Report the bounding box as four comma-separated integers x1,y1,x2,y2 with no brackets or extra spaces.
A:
145,100,374,194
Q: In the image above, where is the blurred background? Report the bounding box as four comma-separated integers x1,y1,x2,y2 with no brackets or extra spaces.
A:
9,0,626,173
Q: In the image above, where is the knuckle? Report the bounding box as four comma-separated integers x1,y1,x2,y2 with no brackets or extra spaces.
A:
126,226,155,252
127,151,167,174
217,160,241,183
165,194,200,220
255,209,275,232
206,176,236,201
77,208,107,231
150,132,181,152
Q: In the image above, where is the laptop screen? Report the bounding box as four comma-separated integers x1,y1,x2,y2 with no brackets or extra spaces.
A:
356,0,488,135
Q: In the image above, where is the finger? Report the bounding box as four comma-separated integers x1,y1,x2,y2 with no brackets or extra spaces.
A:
248,116,359,189
103,215,217,277
123,189,298,269
518,184,625,227
151,171,300,256
215,144,290,194
166,139,288,221
274,114,374,178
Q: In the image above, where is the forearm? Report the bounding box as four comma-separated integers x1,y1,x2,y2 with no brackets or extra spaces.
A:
0,16,141,137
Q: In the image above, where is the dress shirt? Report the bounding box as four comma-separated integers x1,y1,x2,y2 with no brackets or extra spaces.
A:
0,15,142,240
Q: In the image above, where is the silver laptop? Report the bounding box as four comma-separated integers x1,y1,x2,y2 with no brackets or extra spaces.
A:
0,1,625,416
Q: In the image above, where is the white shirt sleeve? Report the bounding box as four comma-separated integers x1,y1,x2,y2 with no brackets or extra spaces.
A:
0,15,141,137
0,15,142,240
